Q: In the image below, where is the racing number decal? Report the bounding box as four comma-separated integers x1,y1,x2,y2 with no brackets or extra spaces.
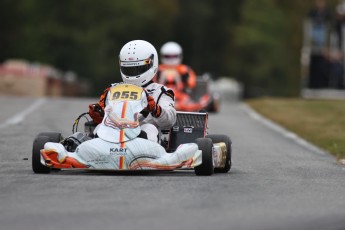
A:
110,84,142,101
112,91,138,100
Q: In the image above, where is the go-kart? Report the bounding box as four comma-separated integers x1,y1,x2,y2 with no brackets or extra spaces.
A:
32,84,231,176
157,69,220,112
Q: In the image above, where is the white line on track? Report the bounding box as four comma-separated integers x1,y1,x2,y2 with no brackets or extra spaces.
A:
241,103,329,156
0,98,47,130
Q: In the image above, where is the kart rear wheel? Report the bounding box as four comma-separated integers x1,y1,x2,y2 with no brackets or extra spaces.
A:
212,99,220,113
194,138,214,176
32,136,51,174
37,132,63,142
206,134,231,173
208,99,219,113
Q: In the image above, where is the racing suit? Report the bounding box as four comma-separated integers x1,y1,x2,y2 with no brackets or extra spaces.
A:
157,64,197,93
89,81,176,142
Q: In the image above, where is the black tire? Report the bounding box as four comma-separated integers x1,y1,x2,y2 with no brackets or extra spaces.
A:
207,97,220,113
212,98,220,113
36,132,63,172
206,134,232,173
32,136,51,174
207,99,216,112
194,138,214,176
36,132,63,142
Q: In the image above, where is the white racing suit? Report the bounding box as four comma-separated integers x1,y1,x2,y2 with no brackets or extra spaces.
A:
132,82,176,142
94,81,176,142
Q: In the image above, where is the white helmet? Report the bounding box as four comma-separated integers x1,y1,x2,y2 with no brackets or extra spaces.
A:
119,40,158,86
160,41,182,66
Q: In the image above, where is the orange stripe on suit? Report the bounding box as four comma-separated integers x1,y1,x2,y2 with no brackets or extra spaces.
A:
120,101,127,147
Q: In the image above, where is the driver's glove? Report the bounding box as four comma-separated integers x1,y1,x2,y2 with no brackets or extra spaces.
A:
146,95,162,118
88,103,104,124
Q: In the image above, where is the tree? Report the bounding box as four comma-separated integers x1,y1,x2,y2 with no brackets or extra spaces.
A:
231,0,293,97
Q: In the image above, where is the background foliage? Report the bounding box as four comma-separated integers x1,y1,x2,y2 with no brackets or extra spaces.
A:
0,0,340,96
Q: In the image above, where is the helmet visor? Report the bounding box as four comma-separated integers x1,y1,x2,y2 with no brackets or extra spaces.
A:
162,54,180,59
120,64,151,77
120,55,154,77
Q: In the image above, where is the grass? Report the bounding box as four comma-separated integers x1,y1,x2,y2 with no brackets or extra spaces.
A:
246,98,345,159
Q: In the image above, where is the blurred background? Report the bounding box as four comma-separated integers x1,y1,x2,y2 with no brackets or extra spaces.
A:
0,0,344,98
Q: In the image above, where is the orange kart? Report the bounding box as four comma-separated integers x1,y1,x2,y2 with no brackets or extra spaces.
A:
156,69,220,112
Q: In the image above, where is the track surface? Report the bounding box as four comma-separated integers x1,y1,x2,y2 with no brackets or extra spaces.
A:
0,96,344,230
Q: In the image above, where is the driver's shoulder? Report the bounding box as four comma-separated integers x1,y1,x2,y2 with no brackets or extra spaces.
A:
145,83,165,94
146,83,174,101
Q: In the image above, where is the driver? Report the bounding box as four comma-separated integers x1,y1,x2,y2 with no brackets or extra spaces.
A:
89,40,176,142
156,41,197,93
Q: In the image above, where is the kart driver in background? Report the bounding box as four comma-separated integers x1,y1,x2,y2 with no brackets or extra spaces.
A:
156,41,197,94
88,40,176,142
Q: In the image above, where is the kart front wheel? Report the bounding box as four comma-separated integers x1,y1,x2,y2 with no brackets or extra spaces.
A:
194,138,214,176
36,132,63,171
206,134,232,173
32,136,51,174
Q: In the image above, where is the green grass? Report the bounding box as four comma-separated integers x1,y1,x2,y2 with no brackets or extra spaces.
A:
246,98,345,159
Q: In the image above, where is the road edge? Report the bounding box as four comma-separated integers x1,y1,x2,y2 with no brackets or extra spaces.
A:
240,103,331,157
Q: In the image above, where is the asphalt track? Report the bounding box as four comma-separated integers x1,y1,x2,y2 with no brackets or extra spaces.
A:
0,96,344,230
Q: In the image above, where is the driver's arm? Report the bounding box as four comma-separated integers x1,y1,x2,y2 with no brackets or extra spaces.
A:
153,90,176,128
88,86,111,124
